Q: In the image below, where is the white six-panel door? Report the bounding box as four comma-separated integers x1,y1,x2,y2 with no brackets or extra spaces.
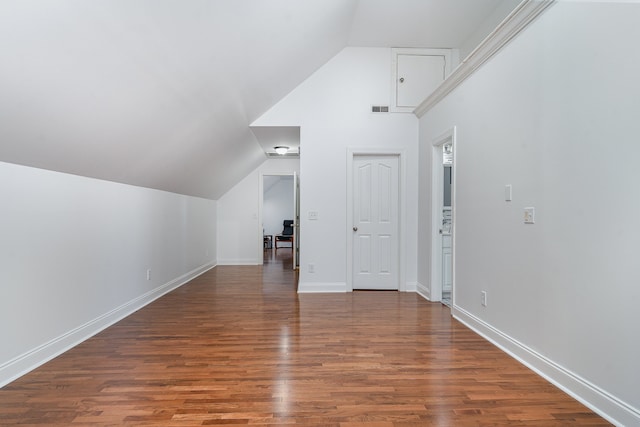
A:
352,155,399,290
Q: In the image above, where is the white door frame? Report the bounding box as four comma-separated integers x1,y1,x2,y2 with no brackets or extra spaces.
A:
259,172,298,269
293,173,300,269
430,127,456,303
346,148,406,292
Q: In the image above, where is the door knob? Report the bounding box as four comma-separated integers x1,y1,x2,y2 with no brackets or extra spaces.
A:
399,77,405,83
353,226,358,231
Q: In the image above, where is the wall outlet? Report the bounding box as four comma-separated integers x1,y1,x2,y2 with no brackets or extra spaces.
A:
308,263,315,273
308,211,319,220
524,207,535,224
146,269,151,281
481,291,487,307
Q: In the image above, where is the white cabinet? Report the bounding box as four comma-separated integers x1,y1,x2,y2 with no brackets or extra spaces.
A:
442,207,452,294
442,235,452,292
391,48,454,113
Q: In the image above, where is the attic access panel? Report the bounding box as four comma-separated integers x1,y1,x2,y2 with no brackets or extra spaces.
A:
391,48,452,113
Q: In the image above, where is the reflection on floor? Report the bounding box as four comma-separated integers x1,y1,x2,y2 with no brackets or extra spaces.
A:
442,290,451,307
263,247,294,271
0,258,607,425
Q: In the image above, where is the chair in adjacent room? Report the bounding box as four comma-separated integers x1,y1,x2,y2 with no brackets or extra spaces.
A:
275,220,294,250
263,230,272,249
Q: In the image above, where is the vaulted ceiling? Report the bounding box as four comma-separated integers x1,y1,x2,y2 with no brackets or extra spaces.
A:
0,0,518,200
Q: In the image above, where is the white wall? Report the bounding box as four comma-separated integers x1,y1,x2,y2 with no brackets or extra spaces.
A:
418,2,640,424
254,47,419,292
0,161,216,386
458,0,522,60
217,158,299,264
263,176,294,237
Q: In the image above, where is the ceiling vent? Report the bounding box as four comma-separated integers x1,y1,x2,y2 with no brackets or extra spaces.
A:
267,151,299,158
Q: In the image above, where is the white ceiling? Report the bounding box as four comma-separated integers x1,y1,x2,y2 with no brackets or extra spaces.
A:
348,0,514,49
0,0,518,200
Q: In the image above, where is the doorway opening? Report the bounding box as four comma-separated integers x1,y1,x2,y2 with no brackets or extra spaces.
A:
261,173,299,271
431,128,455,307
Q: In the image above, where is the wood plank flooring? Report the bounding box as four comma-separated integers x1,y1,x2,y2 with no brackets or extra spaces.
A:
0,250,609,426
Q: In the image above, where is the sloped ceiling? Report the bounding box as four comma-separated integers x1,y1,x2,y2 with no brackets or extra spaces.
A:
0,0,514,200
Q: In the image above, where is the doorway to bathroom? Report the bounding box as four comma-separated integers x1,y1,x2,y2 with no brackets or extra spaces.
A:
431,128,455,307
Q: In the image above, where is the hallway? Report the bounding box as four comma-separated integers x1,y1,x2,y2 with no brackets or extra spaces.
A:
0,264,608,425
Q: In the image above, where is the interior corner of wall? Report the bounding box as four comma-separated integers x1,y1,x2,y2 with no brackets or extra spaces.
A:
404,282,418,292
416,282,431,301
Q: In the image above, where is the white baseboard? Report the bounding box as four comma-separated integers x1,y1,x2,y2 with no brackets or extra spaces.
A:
0,261,216,388
297,282,347,293
416,281,431,301
217,259,261,265
404,281,417,292
453,305,639,427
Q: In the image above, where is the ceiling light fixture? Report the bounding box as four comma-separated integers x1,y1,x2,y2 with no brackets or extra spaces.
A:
274,146,289,155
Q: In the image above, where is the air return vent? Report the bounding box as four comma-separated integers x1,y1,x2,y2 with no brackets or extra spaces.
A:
371,105,389,113
267,151,299,158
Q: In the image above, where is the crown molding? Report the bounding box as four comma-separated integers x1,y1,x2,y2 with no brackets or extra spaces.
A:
414,0,556,118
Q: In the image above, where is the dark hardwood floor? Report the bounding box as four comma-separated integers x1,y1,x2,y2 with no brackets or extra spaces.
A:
0,249,609,426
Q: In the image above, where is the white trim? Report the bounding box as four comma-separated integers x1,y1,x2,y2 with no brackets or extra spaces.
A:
416,281,431,301
404,281,417,292
414,0,556,118
297,282,347,293
453,305,640,427
346,148,406,292
0,261,217,388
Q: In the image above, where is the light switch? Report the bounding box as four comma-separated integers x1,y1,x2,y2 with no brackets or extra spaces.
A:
524,207,535,224
505,185,512,201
